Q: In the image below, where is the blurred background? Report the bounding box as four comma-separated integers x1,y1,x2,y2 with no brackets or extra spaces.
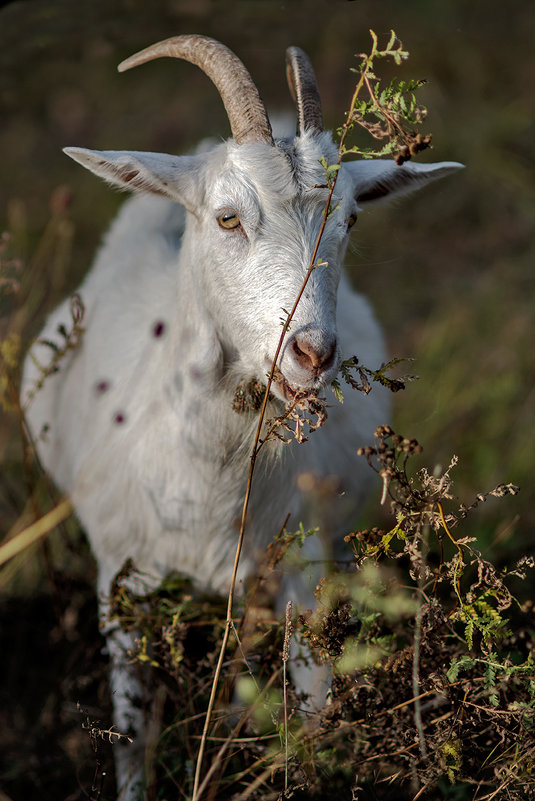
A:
0,0,534,798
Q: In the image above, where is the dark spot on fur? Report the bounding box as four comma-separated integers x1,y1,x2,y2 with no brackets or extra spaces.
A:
95,380,110,394
153,321,166,338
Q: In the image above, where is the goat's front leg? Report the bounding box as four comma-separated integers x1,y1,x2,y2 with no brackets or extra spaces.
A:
109,627,146,799
101,607,147,800
277,535,331,713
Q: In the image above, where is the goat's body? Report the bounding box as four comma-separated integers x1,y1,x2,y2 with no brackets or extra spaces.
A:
26,190,388,598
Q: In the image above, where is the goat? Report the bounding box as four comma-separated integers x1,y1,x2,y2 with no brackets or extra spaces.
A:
22,35,462,800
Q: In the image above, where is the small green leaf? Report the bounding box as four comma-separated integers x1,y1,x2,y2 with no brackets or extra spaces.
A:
331,378,344,403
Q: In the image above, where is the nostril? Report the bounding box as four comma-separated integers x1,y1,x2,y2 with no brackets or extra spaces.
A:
291,336,337,373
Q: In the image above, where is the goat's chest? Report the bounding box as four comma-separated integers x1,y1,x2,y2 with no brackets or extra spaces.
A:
84,383,298,595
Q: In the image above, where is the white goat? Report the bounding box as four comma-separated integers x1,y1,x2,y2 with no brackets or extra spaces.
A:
23,35,462,799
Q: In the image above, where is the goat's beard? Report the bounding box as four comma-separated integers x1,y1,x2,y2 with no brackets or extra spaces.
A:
231,372,328,444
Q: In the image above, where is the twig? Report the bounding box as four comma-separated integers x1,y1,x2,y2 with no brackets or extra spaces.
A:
437,500,464,604
282,600,293,791
194,669,283,801
230,760,285,801
473,778,511,801
411,779,433,801
0,498,73,569
229,619,261,692
412,525,428,760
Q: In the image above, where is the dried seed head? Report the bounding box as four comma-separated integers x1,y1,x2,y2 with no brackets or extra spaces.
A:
375,425,394,438
282,600,293,662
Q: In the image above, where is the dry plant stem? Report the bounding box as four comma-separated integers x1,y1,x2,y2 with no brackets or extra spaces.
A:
192,69,370,801
361,71,405,142
437,500,465,605
231,760,285,801
5,380,74,593
194,669,283,801
237,511,291,633
411,779,433,801
412,525,428,760
475,778,512,801
282,600,293,791
303,681,476,744
0,498,73,570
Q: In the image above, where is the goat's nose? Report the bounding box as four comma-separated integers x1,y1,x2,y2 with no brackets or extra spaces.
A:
290,334,337,374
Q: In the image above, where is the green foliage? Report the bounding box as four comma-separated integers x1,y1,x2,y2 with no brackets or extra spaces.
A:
336,29,432,164
441,739,463,784
302,424,533,799
457,595,512,650
332,355,417,402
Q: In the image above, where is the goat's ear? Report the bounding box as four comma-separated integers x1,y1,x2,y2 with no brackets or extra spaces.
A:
344,159,464,206
63,148,203,209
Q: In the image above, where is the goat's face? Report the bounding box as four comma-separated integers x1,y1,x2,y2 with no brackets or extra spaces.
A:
192,132,354,401
65,133,354,401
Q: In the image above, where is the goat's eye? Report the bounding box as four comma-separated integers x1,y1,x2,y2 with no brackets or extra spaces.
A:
217,211,241,230
347,213,358,231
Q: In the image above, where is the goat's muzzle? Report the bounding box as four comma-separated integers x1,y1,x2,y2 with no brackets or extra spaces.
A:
272,333,338,402
289,334,337,376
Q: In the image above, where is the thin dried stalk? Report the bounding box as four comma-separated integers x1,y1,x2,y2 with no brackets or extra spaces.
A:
412,525,428,760
282,600,293,791
0,498,73,570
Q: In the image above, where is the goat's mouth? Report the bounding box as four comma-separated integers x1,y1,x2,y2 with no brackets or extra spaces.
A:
231,370,321,414
272,369,320,404
231,363,325,414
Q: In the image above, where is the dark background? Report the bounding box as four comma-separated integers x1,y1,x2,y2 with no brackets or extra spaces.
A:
1,1,534,798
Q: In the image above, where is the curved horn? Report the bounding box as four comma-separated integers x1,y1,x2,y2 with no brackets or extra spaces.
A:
118,35,273,146
285,46,324,135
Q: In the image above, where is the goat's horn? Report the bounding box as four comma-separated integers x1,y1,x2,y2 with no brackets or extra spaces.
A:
285,46,324,135
118,35,274,146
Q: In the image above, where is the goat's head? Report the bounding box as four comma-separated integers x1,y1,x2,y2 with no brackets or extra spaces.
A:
64,35,462,403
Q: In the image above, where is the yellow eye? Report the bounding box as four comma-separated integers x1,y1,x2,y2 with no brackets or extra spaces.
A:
347,213,358,230
217,211,241,230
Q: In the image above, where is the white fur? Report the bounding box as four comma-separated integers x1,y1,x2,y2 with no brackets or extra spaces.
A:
23,84,462,800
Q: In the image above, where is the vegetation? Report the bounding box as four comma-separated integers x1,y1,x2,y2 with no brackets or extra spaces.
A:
100,425,534,800
1,5,534,801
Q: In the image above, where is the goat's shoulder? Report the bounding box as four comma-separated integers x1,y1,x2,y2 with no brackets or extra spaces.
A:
88,194,185,288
